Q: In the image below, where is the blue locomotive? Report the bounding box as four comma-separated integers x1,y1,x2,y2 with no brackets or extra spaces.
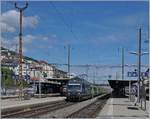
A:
66,77,102,101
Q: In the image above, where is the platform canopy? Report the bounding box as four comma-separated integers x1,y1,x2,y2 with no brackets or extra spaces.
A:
108,79,137,90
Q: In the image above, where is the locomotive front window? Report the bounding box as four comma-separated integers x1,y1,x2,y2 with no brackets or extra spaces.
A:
68,84,81,91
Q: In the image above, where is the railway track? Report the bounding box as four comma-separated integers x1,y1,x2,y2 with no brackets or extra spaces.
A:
67,93,110,118
2,94,110,118
2,100,75,118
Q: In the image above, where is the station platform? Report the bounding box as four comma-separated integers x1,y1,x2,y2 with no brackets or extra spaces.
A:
1,96,66,110
1,95,19,99
1,93,61,99
98,97,149,118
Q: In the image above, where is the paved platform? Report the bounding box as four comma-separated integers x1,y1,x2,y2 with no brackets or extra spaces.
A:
1,96,66,110
1,95,19,99
140,100,149,115
98,97,149,118
1,93,61,99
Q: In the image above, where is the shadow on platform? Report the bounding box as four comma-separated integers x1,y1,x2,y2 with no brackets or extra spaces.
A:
127,106,139,110
111,91,128,98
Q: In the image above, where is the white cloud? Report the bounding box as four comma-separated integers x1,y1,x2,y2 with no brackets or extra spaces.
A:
52,34,57,38
14,34,36,44
1,10,39,33
24,35,36,43
1,36,17,51
2,36,28,53
42,36,49,41
1,22,16,32
13,34,50,44
2,33,57,54
23,16,39,28
91,34,118,45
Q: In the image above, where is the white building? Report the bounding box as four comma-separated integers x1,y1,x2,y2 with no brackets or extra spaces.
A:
29,61,43,81
38,61,54,79
13,61,30,77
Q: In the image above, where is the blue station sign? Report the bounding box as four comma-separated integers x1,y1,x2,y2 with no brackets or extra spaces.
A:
127,69,149,77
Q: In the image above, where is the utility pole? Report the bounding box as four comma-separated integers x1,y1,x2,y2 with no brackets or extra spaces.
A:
86,64,89,81
122,47,124,80
129,28,142,103
93,71,95,84
95,66,98,83
15,2,28,100
116,72,119,80
33,68,36,92
38,68,42,98
129,28,148,106
14,43,18,85
67,44,71,78
137,28,142,103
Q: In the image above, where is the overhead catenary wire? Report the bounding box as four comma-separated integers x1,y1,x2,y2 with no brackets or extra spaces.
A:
49,63,148,68
50,1,80,42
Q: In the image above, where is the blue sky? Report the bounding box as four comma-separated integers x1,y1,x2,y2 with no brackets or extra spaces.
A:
1,1,149,78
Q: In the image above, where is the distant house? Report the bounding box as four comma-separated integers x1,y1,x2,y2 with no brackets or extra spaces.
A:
29,61,43,82
38,60,54,79
1,47,70,83
53,68,68,78
13,61,30,76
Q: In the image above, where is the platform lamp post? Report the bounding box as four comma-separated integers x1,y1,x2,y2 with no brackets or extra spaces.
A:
129,28,148,104
15,1,28,100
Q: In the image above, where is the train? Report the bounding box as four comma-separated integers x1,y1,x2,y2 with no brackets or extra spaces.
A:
65,76,105,101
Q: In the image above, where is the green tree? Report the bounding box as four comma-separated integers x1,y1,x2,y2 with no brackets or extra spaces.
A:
2,67,30,89
22,80,30,88
1,67,15,88
43,72,47,78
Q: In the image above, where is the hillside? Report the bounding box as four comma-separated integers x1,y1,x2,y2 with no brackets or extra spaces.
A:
1,47,38,62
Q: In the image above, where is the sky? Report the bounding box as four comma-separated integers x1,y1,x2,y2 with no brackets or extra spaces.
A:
1,1,149,81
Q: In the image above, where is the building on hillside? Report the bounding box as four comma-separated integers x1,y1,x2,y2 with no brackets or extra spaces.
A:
1,58,18,70
38,61,54,79
13,60,30,81
53,68,68,78
29,61,43,82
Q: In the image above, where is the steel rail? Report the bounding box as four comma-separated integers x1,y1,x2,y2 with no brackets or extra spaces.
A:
66,93,110,118
2,100,75,118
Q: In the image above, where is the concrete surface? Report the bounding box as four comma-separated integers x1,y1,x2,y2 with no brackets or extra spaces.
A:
98,97,149,117
1,96,66,110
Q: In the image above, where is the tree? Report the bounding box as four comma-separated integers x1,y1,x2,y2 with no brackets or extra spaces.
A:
43,72,47,78
1,67,15,89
